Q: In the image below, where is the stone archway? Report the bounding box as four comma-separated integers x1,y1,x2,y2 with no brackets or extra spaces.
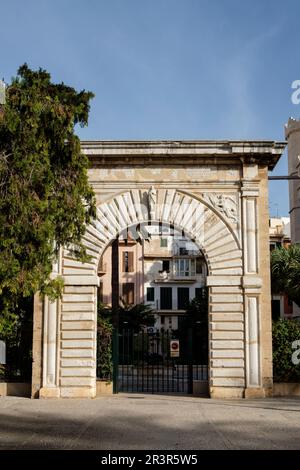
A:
33,140,285,399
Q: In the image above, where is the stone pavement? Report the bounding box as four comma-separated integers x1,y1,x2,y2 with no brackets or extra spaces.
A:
0,394,299,450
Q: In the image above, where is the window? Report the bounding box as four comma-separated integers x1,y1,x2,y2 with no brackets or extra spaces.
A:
122,283,135,305
147,287,155,302
174,259,195,277
195,287,203,299
162,260,170,272
196,258,203,274
160,238,168,248
179,247,188,255
161,315,165,325
160,287,172,309
177,287,189,310
122,251,134,272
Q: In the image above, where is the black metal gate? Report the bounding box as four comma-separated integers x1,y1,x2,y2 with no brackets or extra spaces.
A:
116,328,208,394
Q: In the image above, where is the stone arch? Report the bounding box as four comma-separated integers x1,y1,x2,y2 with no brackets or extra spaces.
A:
62,189,242,279
44,188,246,399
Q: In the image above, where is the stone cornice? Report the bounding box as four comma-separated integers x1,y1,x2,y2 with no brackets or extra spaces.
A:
81,140,286,170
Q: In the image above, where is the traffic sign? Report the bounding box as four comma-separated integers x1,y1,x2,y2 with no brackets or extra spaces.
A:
170,339,180,357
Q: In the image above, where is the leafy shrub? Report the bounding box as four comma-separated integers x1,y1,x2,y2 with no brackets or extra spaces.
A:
272,319,300,382
97,308,112,381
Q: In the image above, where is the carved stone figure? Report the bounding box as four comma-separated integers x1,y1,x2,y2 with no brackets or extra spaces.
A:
203,193,237,223
148,185,157,220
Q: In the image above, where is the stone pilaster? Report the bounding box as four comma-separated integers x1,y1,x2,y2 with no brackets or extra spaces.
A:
241,167,265,397
39,252,61,398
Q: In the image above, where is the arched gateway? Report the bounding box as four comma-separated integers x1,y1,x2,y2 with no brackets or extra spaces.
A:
32,140,285,399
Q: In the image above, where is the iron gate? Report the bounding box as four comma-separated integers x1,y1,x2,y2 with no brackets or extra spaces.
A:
116,328,208,394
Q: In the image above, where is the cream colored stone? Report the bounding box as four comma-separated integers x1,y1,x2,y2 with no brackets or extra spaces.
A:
63,294,94,303
211,350,244,359
61,331,94,340
96,381,113,396
211,340,244,349
211,377,245,387
211,331,244,340
60,377,95,386
61,340,94,349
61,359,95,367
64,286,95,294
61,321,94,330
62,303,94,312
63,275,99,286
244,387,266,398
61,312,95,321
211,322,243,331
210,286,242,294
210,313,244,322
210,294,243,303
60,387,96,398
61,368,94,377
211,359,244,367
210,386,244,398
212,368,244,377
206,276,242,286
39,387,60,398
61,349,94,358
211,304,243,312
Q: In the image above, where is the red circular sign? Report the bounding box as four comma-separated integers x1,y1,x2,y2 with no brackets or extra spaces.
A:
171,341,179,350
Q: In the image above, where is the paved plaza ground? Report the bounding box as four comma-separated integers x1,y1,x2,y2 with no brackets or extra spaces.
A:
0,394,299,450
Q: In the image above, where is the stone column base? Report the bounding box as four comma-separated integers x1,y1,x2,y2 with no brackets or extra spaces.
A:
244,387,268,399
39,387,61,398
210,387,244,399
60,387,96,398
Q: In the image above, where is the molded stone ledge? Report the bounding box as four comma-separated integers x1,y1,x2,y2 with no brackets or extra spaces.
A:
210,386,244,399
63,276,99,286
206,276,242,287
96,380,113,396
244,387,266,399
60,386,96,398
39,386,60,398
242,276,262,289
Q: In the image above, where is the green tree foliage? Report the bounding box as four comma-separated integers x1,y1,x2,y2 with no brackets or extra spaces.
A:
96,302,155,379
185,288,208,327
271,245,300,307
98,302,155,332
97,309,113,380
272,319,300,382
0,64,95,335
180,288,208,364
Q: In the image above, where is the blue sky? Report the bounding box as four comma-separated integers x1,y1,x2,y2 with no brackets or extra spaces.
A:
1,0,299,216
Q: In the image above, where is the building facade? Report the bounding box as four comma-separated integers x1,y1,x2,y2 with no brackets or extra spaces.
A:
143,224,206,330
98,223,207,330
32,140,286,399
269,217,293,319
